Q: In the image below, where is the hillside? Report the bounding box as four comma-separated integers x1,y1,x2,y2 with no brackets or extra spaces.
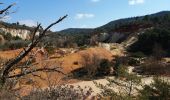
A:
59,28,94,35
97,11,170,32
0,21,53,50
55,11,170,45
0,21,35,40
1,11,170,48
59,11,170,34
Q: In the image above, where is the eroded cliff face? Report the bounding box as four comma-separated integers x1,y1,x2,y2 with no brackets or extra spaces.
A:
98,32,125,43
0,27,31,40
0,35,5,45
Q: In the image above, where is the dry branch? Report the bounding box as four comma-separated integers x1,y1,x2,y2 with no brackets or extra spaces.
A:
0,15,68,84
7,67,65,78
0,3,15,14
0,3,16,19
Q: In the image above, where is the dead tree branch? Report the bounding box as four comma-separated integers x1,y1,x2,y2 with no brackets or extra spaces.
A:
0,15,68,84
0,3,16,19
7,67,65,78
0,3,15,14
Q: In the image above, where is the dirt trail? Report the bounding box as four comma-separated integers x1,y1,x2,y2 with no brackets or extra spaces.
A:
70,76,170,96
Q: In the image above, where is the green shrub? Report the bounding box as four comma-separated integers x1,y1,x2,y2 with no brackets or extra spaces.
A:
71,54,112,79
128,58,140,66
129,28,170,56
8,40,30,49
0,44,7,50
0,40,30,50
4,32,13,41
97,59,111,76
139,58,170,75
79,45,88,50
116,65,128,78
45,46,55,54
131,52,146,58
13,36,22,40
139,77,170,100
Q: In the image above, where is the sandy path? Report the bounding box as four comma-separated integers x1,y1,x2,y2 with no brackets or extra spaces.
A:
70,76,170,96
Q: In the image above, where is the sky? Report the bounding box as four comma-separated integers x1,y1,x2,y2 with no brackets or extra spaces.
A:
2,0,170,31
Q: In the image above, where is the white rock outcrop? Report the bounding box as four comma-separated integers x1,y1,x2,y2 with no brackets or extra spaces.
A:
0,27,31,40
98,43,111,51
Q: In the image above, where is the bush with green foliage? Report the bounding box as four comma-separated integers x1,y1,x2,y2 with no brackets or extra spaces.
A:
73,33,91,46
0,40,30,50
0,29,22,41
139,58,170,75
71,54,112,79
128,58,141,66
139,77,170,100
129,28,170,56
130,52,146,58
13,36,22,40
97,59,111,76
45,46,55,54
4,32,13,41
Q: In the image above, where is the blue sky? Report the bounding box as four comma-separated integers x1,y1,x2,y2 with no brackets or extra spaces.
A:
2,0,170,31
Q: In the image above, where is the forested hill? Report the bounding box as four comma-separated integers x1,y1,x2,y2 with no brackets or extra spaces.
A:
55,11,170,45
59,11,170,35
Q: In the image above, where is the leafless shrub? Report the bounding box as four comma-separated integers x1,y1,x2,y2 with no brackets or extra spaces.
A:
136,57,170,75
81,53,101,78
0,79,19,100
22,85,93,100
70,53,112,79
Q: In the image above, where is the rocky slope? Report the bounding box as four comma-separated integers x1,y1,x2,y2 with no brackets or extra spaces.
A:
0,27,31,39
0,21,40,40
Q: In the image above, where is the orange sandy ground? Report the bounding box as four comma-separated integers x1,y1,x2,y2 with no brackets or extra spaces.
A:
0,47,114,96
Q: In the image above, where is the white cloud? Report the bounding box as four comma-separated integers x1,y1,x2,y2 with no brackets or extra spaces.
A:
91,0,100,2
129,0,145,5
19,20,37,27
75,13,95,19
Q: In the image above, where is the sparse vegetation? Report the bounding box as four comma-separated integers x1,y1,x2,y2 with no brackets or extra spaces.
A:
130,52,146,58
139,77,170,100
138,57,170,75
70,54,112,79
23,85,93,100
94,55,170,100
45,46,55,55
0,31,22,41
129,28,170,56
0,1,170,99
94,63,142,100
0,40,31,50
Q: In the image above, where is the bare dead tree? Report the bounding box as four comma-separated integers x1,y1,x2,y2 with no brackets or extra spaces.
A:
0,15,68,85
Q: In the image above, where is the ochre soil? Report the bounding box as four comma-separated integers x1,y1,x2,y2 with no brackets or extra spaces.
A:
0,47,114,96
